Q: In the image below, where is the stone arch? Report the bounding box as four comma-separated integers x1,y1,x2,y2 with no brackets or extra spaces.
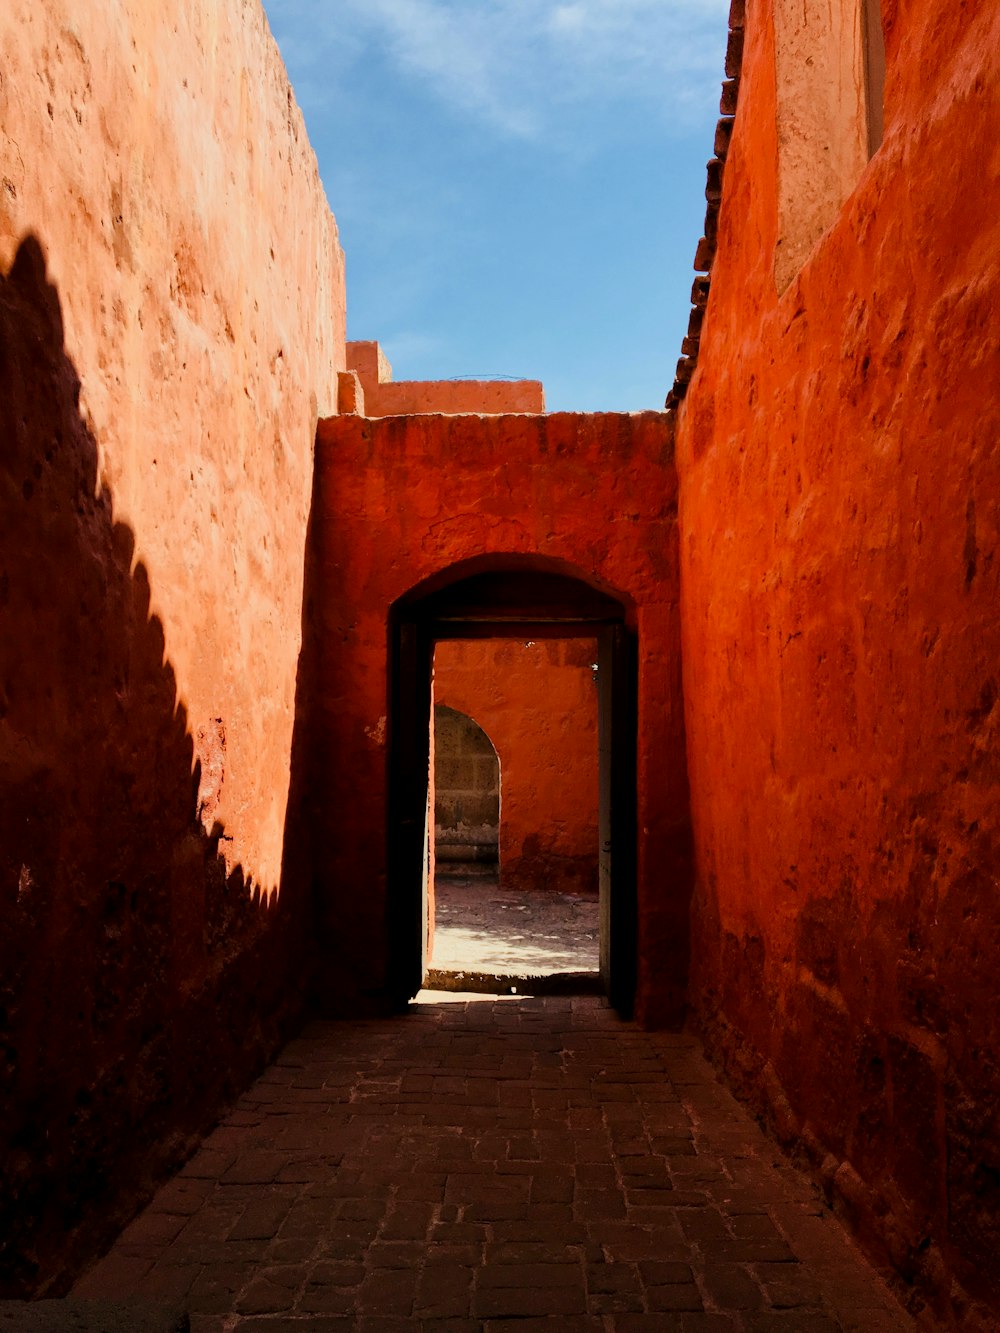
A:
394,551,636,624
313,410,687,1026
388,553,637,1013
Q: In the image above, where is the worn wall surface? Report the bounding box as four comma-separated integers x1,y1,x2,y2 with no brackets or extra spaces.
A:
677,0,1000,1323
771,0,870,291
435,638,599,895
311,411,689,1025
346,340,544,416
0,0,344,1292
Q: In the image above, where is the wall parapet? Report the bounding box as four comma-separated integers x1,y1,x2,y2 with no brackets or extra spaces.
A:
345,340,545,416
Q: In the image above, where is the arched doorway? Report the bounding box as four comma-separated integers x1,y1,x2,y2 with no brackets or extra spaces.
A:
432,704,501,875
388,559,637,1014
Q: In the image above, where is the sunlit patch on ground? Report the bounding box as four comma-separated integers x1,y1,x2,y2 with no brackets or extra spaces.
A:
431,875,599,977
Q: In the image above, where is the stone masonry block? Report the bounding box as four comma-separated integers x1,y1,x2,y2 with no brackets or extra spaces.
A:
725,27,745,78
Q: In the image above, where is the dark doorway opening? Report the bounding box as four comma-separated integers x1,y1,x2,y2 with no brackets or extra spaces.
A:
388,563,637,1015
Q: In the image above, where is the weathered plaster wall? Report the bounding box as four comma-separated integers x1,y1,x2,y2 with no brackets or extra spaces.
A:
0,0,344,1292
435,638,599,895
311,411,689,1025
677,0,1000,1323
346,340,544,416
771,0,870,292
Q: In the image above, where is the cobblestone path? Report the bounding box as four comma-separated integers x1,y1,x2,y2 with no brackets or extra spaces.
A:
73,995,913,1331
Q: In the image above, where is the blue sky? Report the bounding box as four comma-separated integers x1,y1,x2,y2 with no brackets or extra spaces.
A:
261,0,730,412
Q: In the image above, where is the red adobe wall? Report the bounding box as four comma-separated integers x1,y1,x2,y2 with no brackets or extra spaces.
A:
0,0,344,1293
346,340,545,415
676,0,1000,1323
435,638,599,895
310,411,689,1026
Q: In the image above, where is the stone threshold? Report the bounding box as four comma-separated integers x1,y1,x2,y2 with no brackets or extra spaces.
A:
423,966,604,996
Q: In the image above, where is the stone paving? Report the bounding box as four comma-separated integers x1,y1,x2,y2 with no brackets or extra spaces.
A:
72,995,914,1331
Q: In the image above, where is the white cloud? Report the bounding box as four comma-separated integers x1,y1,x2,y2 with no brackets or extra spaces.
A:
265,0,729,143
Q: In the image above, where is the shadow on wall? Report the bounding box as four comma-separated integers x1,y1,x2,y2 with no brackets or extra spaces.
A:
0,236,313,1295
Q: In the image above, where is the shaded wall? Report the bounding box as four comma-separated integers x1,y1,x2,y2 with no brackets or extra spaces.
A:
676,0,1000,1323
432,704,500,866
435,638,599,894
0,0,344,1293
311,411,689,1025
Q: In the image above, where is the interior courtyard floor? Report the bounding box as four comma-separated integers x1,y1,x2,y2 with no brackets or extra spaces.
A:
68,993,916,1332
427,876,600,990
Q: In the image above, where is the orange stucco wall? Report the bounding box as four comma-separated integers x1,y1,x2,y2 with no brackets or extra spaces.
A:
435,638,599,895
0,0,344,1292
4,0,997,1318
346,340,545,415
677,0,1000,1322
310,411,690,1026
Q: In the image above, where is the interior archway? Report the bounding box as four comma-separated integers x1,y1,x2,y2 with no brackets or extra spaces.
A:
388,556,637,1014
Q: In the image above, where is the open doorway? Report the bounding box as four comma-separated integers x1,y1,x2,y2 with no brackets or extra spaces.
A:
388,565,637,1014
428,640,601,990
432,703,501,880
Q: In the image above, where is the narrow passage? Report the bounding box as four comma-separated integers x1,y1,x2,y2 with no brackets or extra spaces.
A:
75,997,912,1331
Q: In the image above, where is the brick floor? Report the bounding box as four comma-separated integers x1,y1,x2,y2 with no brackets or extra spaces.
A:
72,995,914,1331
